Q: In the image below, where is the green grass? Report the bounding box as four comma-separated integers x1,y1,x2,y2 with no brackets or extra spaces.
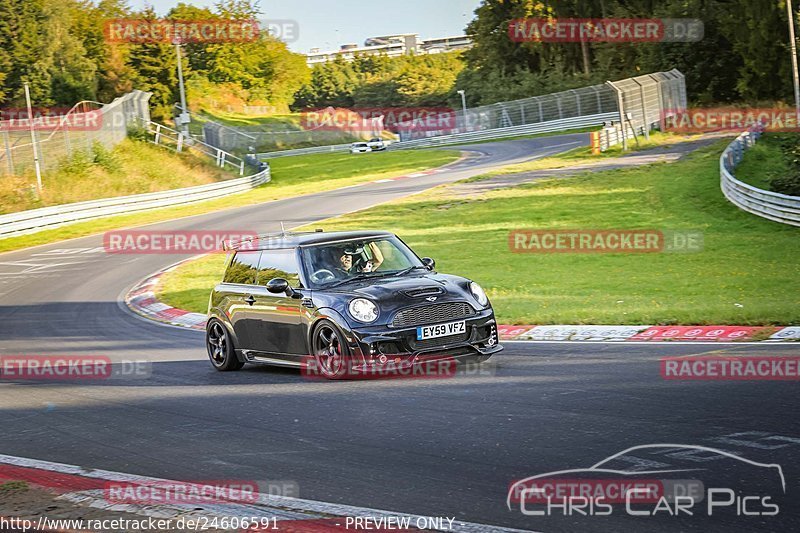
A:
735,133,792,191
0,148,459,255
0,139,235,215
157,139,799,325
0,481,28,493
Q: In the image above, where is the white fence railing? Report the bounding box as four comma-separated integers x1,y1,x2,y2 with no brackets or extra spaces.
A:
720,130,800,227
136,119,246,175
387,113,617,149
0,167,270,239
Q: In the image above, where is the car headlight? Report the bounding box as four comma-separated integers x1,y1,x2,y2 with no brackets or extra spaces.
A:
469,281,489,307
349,298,379,323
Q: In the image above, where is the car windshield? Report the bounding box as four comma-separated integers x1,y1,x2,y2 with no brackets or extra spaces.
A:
301,236,424,288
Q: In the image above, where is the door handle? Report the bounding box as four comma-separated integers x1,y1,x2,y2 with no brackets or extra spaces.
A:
244,294,256,306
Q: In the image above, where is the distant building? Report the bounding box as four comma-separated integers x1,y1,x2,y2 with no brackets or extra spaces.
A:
306,33,472,65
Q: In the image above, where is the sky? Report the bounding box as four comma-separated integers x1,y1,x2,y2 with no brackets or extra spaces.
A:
129,0,482,53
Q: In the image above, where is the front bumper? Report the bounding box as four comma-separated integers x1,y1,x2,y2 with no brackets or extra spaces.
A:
344,307,502,367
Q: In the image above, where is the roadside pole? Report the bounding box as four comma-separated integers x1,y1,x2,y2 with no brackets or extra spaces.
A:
24,83,43,194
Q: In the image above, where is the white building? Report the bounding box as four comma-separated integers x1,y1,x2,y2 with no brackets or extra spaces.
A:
306,34,472,65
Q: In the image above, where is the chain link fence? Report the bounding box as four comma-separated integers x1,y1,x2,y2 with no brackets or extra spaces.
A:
202,107,383,154
396,69,686,143
194,70,687,155
0,90,151,177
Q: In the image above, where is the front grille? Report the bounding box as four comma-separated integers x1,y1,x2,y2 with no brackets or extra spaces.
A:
412,331,470,350
391,302,475,328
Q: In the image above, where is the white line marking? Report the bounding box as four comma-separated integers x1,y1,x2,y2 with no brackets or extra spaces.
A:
0,454,532,532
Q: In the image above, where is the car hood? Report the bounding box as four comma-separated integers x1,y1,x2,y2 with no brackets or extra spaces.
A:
325,272,480,318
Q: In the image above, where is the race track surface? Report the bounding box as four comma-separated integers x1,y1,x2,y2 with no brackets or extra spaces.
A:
1,134,799,532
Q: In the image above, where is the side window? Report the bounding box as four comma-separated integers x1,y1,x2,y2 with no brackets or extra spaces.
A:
223,251,261,285
256,250,301,287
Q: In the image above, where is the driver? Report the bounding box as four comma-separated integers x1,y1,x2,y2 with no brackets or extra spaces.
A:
336,242,383,275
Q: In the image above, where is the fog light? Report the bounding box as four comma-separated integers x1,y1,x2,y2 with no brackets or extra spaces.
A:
487,324,498,346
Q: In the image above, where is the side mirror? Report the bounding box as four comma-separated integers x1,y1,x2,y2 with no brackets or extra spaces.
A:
421,257,435,271
266,278,289,294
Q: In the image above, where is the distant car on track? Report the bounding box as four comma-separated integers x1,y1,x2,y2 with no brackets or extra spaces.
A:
350,142,372,154
366,138,386,151
206,230,501,379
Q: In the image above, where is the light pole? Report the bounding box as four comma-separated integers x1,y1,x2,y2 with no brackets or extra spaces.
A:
174,41,190,136
456,89,468,132
24,83,43,194
788,0,800,124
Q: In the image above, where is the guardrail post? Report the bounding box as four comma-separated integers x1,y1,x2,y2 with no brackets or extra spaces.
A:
154,123,162,145
239,161,244,175
176,132,183,152
606,80,627,150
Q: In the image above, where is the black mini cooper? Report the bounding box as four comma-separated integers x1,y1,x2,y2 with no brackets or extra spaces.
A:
206,230,501,379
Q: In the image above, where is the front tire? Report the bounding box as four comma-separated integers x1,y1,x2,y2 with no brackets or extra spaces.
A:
206,318,243,371
311,320,350,380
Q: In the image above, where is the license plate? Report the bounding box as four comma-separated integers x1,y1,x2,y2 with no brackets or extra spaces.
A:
416,320,466,340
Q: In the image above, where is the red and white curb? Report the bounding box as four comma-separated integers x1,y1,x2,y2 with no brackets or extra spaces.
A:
125,268,799,343
0,454,531,532
499,325,800,342
125,258,208,331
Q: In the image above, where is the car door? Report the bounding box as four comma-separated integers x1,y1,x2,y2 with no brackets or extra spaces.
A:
219,250,262,351
248,249,307,362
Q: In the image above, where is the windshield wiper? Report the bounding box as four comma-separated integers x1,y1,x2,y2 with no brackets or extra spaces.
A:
391,265,428,277
325,272,384,289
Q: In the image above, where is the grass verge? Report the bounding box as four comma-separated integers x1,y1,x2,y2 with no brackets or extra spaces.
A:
159,140,799,325
734,133,794,191
0,139,235,215
0,148,459,255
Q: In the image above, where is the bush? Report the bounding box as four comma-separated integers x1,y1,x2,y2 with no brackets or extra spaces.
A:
91,142,122,172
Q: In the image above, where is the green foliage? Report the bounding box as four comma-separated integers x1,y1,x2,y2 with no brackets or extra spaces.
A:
294,52,465,109
0,0,309,122
460,0,798,106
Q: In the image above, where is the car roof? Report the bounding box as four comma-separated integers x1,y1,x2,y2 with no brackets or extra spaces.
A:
231,230,396,251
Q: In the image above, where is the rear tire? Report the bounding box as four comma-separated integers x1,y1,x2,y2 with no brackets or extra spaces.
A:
206,318,244,371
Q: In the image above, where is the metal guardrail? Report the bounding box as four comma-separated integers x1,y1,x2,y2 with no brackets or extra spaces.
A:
387,113,618,149
0,167,271,239
255,143,352,159
720,130,800,227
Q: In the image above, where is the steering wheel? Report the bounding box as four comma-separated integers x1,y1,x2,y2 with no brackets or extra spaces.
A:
311,269,336,284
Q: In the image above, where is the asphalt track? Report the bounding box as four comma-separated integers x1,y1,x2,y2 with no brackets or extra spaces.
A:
1,133,799,532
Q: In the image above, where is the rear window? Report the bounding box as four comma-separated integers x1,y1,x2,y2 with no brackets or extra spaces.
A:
224,250,302,287
255,250,302,287
223,251,261,285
